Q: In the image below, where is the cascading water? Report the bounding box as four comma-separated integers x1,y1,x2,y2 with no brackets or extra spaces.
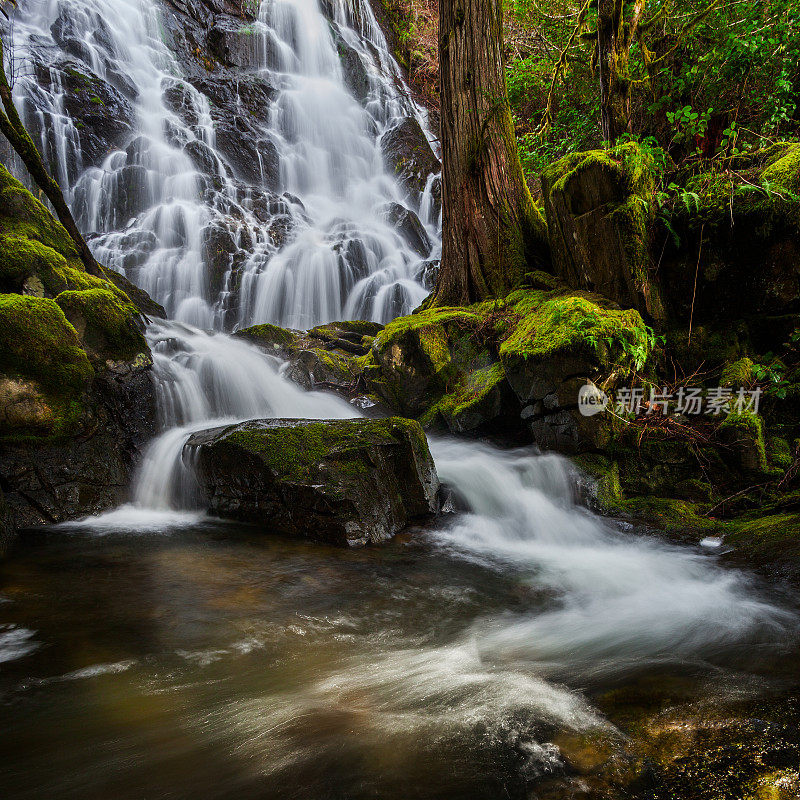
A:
10,0,438,328
1,1,796,792
133,320,355,512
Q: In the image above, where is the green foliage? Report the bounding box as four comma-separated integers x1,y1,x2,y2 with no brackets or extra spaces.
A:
504,0,800,171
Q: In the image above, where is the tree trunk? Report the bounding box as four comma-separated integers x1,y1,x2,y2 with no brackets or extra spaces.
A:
0,37,103,277
433,0,545,307
597,0,642,144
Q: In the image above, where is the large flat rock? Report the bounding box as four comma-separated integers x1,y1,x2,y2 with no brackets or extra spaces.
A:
187,417,440,547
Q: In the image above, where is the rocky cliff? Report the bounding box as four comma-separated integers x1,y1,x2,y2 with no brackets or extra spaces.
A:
0,166,161,550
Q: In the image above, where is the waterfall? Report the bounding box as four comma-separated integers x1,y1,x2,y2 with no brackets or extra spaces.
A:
132,320,355,512
9,0,439,328
6,0,790,704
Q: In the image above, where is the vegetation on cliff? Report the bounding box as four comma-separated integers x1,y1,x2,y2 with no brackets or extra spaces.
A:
0,165,152,438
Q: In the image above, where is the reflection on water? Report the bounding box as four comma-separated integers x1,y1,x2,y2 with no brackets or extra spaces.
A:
0,509,797,800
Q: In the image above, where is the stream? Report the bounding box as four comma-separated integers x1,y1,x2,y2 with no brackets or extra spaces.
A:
1,0,799,797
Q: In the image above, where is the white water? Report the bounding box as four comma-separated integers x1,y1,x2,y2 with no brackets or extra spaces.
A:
11,0,437,328
132,319,356,512
4,0,794,763
430,439,789,680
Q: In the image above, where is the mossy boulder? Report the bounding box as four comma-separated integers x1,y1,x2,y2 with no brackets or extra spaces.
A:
359,282,652,448
55,288,148,365
0,294,93,436
724,513,800,573
719,410,769,475
0,164,164,317
541,142,665,319
235,320,379,393
188,417,440,547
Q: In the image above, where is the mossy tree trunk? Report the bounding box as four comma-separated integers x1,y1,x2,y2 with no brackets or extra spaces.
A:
433,0,542,306
0,36,103,277
596,0,645,144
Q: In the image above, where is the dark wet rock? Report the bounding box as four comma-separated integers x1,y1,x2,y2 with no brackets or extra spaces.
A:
201,220,240,298
381,202,431,257
111,164,152,225
189,75,277,123
162,77,200,128
188,417,440,547
380,116,440,197
332,29,371,103
249,191,291,223
184,139,222,178
267,216,294,249
47,62,136,168
207,15,274,70
1,356,158,533
414,258,439,291
215,121,280,189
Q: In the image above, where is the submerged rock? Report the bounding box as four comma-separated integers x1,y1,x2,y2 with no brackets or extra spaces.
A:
187,417,440,546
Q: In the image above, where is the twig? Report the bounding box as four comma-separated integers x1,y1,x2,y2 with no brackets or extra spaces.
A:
688,223,703,344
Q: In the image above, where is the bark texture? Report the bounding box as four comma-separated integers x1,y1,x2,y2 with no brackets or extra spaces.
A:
434,0,546,306
596,0,645,144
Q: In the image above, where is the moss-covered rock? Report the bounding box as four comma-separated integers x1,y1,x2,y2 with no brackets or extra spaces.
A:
541,141,665,319
659,163,800,325
719,409,769,475
724,513,800,570
0,294,93,437
234,321,299,351
55,288,148,365
188,417,440,547
760,143,800,194
0,164,163,316
358,282,653,448
0,294,92,392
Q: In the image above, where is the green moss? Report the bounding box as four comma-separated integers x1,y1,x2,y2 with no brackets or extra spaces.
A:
234,321,297,349
767,436,793,470
724,513,800,564
719,409,768,474
225,417,429,483
0,294,93,393
0,165,75,255
721,357,754,387
620,496,721,535
376,306,485,354
55,288,147,363
421,362,507,428
0,235,54,288
572,453,624,509
310,320,383,339
500,289,651,372
684,169,800,236
759,144,800,194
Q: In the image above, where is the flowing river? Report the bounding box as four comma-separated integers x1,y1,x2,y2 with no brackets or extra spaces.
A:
1,0,799,797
